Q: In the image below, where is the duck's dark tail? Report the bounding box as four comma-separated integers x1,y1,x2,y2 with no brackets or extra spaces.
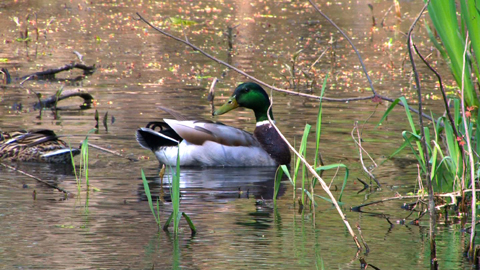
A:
136,122,181,151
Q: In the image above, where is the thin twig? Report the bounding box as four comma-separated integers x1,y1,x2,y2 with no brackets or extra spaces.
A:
380,4,395,27
87,143,138,161
135,12,436,122
356,223,370,252
351,122,380,187
412,44,461,142
0,162,71,195
208,78,218,115
135,12,367,102
407,2,437,267
307,0,376,96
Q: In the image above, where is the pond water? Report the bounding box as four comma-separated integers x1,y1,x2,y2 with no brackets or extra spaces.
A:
0,0,469,269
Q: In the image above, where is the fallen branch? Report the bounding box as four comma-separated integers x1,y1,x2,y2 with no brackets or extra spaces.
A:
34,88,94,109
19,62,96,84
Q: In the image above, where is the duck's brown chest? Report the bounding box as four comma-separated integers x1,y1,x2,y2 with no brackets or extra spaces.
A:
254,124,291,166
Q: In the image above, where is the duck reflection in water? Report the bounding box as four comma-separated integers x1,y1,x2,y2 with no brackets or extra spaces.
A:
138,167,287,203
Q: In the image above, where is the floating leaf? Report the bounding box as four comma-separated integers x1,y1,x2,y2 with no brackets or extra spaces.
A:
169,17,197,26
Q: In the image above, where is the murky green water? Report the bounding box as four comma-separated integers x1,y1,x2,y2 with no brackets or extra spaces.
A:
0,0,470,269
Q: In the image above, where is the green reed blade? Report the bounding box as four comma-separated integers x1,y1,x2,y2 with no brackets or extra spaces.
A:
314,74,328,169
313,194,344,206
141,169,160,226
68,142,80,189
163,212,174,232
427,0,478,107
302,189,317,207
181,212,196,236
476,109,480,156
315,163,348,202
280,165,293,186
401,131,426,173
461,0,480,78
171,146,181,235
294,124,311,205
274,166,284,206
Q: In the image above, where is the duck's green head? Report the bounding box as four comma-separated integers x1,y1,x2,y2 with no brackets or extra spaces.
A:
214,82,273,122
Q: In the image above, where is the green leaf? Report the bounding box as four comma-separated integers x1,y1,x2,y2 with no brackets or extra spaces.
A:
169,17,197,26
182,212,197,236
315,163,349,202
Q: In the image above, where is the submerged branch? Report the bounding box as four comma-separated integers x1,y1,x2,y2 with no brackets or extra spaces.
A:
19,62,96,84
0,162,72,195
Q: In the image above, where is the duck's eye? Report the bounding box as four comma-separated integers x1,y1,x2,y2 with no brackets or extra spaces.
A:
228,100,232,104
243,88,250,93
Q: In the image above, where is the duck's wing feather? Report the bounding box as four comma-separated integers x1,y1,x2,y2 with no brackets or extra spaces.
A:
164,119,260,147
3,129,59,147
157,106,189,120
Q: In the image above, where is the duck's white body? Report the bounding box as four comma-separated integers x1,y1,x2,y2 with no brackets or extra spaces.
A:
155,140,277,166
136,119,277,167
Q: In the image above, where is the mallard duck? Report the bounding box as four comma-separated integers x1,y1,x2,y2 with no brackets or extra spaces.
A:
136,82,291,167
0,129,80,163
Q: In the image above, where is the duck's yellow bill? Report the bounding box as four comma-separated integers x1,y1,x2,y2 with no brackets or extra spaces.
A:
214,96,239,115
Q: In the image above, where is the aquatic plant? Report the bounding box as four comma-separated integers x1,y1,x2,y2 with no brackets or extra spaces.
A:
141,169,161,230
70,129,95,192
142,147,196,237
274,75,348,209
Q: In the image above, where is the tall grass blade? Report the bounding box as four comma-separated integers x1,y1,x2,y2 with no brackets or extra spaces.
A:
314,75,328,169
274,166,284,206
427,0,479,107
141,169,160,226
171,147,181,236
294,124,311,206
313,194,345,206
280,165,293,185
172,237,180,270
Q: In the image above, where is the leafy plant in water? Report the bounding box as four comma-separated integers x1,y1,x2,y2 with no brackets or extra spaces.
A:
426,0,480,108
378,97,479,193
274,75,348,208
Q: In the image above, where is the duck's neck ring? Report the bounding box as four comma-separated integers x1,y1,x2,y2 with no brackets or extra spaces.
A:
256,120,275,127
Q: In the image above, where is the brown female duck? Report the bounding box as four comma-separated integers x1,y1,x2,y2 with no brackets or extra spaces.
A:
0,129,80,163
